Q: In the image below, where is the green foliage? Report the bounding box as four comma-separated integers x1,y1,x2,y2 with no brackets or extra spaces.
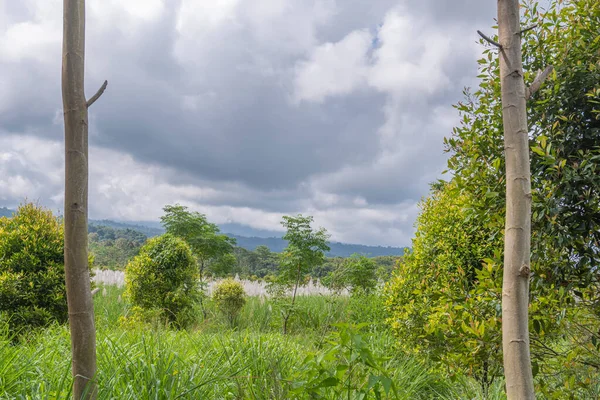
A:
88,225,146,270
0,203,68,334
524,0,600,297
278,215,330,286
391,0,600,394
290,323,399,399
326,253,379,294
384,183,504,390
161,204,236,277
212,278,246,326
2,285,596,399
276,215,330,334
124,234,200,328
446,0,600,295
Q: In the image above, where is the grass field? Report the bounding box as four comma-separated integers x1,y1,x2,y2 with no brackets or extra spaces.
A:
0,285,508,399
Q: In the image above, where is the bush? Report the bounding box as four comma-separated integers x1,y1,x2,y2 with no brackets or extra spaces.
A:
212,279,246,326
124,234,200,328
384,183,504,390
0,203,67,334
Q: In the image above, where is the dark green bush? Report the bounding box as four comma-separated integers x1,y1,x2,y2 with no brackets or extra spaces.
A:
0,203,67,334
124,234,200,328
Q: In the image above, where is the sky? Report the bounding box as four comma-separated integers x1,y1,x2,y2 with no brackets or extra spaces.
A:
0,0,495,246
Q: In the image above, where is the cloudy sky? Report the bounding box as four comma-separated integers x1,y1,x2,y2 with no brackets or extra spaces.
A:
0,0,495,246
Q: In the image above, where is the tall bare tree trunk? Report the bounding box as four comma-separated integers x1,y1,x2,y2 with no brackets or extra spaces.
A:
497,1,534,398
62,1,106,398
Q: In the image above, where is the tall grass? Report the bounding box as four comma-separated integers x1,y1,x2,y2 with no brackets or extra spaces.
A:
0,286,504,399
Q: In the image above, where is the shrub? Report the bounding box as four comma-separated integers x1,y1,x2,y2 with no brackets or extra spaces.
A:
212,279,246,326
124,234,200,328
384,183,504,391
0,203,67,334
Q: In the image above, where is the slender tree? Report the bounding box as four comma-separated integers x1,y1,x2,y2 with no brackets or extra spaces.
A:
497,2,535,397
478,2,551,398
278,215,330,334
62,0,107,398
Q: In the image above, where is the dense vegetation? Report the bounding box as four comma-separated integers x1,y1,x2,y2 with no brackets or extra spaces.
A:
1,285,508,399
88,225,146,270
124,234,201,328
386,0,600,397
90,217,405,257
89,220,401,282
0,0,598,398
0,204,68,334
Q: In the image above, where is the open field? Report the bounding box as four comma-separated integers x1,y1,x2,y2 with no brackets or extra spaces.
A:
0,285,505,399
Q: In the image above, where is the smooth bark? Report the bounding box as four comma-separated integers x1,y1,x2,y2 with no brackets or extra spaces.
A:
497,0,535,398
62,0,101,398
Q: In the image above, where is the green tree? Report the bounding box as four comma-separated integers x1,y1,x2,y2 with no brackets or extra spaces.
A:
447,0,600,302
278,215,330,334
428,0,599,394
385,183,504,392
161,204,236,277
0,203,68,334
88,225,146,270
124,234,200,328
254,245,278,276
326,254,378,294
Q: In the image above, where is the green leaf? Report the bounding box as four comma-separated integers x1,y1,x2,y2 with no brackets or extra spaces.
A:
380,376,392,395
314,377,339,389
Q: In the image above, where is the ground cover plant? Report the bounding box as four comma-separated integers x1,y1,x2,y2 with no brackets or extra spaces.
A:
0,285,479,400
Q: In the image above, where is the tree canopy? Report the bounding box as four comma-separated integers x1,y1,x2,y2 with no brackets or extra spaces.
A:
386,0,600,395
161,204,236,277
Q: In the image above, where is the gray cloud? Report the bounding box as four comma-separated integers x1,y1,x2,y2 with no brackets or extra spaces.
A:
0,0,495,246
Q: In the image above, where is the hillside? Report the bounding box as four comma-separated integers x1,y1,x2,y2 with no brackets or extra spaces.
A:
2,209,405,257
89,219,164,238
93,220,406,257
229,234,404,257
89,220,404,257
0,207,14,218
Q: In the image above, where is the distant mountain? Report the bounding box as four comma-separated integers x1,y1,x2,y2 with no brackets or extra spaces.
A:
91,220,405,257
0,207,14,218
89,219,164,238
4,210,405,257
229,234,404,257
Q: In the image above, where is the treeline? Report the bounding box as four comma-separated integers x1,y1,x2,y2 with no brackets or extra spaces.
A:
88,223,401,280
233,245,399,279
90,218,405,257
88,225,147,269
230,234,405,257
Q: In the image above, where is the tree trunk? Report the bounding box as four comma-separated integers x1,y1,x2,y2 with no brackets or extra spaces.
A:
62,0,100,398
497,1,534,398
283,264,302,335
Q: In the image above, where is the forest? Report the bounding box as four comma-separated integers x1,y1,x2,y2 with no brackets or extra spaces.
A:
0,0,599,399
88,221,399,280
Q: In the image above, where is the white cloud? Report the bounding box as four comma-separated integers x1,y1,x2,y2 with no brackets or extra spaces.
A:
293,29,372,103
293,8,458,103
367,10,451,95
0,0,61,63
176,0,240,34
